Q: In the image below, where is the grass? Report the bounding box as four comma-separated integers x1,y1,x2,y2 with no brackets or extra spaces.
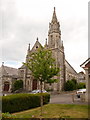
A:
12,104,88,118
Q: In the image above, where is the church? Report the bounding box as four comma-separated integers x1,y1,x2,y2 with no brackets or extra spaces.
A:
18,7,78,92
1,8,78,92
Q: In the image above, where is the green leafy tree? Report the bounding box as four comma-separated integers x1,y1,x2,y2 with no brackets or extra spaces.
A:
13,80,23,91
23,48,60,116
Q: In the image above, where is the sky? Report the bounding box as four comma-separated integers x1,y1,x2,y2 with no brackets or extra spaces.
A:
0,0,89,73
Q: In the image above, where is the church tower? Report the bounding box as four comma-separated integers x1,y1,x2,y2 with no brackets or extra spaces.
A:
48,7,65,91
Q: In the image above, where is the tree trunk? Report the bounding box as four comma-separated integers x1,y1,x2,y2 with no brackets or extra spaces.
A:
40,81,43,117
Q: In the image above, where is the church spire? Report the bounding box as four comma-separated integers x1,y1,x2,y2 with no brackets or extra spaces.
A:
48,7,61,48
51,7,58,23
48,7,61,34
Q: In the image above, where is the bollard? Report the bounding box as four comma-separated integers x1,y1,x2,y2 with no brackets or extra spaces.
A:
72,93,74,103
80,94,85,102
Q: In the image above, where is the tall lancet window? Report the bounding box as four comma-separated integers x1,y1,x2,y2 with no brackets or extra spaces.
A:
51,35,54,47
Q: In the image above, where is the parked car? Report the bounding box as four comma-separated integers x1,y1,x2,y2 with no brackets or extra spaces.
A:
76,89,86,98
30,89,47,94
13,88,23,93
2,93,7,96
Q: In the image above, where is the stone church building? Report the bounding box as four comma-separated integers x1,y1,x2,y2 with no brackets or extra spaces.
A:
18,7,78,92
0,8,78,92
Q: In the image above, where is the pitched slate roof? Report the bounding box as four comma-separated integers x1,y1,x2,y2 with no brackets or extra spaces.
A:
65,60,77,75
80,58,90,68
0,65,18,77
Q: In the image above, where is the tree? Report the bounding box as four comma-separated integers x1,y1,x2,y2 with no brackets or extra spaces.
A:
77,83,86,89
64,80,75,91
71,78,78,89
23,47,60,116
13,80,23,91
64,79,78,91
71,78,77,85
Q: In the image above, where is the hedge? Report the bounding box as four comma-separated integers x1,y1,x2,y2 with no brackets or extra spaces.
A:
2,93,50,113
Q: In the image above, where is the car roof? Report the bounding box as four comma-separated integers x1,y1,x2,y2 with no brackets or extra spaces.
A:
78,89,86,91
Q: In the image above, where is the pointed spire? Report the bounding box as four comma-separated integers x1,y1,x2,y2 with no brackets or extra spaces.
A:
48,7,60,34
52,7,58,23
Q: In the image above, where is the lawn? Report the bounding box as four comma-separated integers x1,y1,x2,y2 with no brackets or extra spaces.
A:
12,104,88,118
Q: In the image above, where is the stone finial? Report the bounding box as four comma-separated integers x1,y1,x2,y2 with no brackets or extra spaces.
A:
28,43,30,51
62,41,64,49
54,7,55,12
44,38,48,48
2,62,4,66
62,41,63,46
37,37,38,41
45,38,47,45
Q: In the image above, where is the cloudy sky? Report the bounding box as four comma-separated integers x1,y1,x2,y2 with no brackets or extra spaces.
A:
0,0,89,73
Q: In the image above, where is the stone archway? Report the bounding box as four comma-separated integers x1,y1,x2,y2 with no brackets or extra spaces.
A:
3,81,10,91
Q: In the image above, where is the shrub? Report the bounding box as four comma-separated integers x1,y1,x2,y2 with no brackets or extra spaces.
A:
2,112,16,119
64,79,78,91
64,80,75,91
71,79,77,85
13,80,23,91
71,79,78,89
2,93,50,113
77,83,86,89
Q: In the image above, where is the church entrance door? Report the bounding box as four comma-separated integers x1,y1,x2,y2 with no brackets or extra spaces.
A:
4,82,10,91
32,79,37,90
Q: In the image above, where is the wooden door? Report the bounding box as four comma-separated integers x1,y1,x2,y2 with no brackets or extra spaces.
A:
4,82,9,91
32,79,37,90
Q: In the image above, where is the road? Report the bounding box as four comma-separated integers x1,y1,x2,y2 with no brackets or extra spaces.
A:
50,93,87,105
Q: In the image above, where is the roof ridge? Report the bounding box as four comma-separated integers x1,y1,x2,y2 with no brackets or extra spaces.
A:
65,59,77,74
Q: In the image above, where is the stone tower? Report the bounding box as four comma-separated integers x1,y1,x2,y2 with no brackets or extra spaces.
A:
48,7,66,91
